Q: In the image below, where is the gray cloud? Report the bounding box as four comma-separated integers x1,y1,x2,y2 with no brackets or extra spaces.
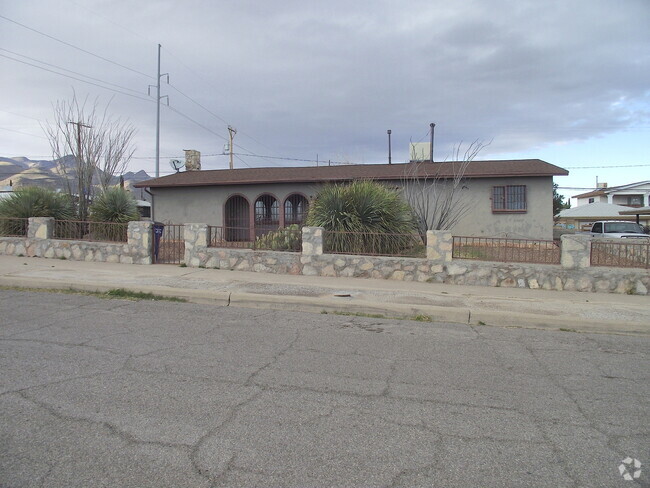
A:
1,0,648,172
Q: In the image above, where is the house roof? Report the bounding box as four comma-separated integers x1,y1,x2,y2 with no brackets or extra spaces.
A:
620,206,650,216
558,202,632,219
135,159,568,189
574,180,650,199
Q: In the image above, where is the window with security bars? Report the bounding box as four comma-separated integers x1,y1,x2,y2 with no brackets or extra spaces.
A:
492,185,527,212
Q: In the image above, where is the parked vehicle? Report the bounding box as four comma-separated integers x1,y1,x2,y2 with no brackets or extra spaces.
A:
589,221,650,239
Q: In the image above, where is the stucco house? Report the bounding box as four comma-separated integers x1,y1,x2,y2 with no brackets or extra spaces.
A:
135,159,568,240
573,180,650,207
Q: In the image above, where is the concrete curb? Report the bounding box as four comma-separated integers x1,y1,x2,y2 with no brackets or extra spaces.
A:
2,275,647,335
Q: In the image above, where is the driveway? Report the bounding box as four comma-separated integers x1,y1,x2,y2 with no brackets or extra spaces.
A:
1,290,648,487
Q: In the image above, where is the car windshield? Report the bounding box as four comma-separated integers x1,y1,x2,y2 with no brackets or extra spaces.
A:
605,222,644,233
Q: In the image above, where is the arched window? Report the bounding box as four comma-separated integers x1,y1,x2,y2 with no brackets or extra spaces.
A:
284,194,309,225
254,194,279,237
224,195,250,241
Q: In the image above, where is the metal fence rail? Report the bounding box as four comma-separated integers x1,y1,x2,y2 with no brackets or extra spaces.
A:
208,226,302,252
591,240,650,269
53,220,128,243
323,230,425,258
0,217,28,237
452,236,561,264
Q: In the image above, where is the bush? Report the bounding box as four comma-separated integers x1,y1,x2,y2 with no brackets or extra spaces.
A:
306,180,418,255
0,186,75,220
88,188,139,242
89,188,139,223
255,224,301,251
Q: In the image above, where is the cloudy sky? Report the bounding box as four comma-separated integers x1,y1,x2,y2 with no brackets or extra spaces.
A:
1,0,649,201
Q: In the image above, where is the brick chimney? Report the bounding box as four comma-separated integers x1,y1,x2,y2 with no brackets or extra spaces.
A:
184,149,201,171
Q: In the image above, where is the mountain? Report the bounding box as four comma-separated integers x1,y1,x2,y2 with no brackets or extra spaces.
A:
0,156,151,199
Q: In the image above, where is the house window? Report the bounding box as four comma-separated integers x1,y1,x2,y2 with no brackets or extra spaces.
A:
284,194,309,225
588,198,595,204
492,185,527,212
627,195,643,206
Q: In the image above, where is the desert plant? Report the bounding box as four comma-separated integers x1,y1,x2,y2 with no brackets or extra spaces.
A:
0,186,75,221
89,187,139,223
88,187,139,241
255,224,301,251
306,180,417,255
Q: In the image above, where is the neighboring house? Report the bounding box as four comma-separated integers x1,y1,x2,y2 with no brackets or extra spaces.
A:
556,202,650,231
574,181,650,207
135,159,568,240
0,185,14,200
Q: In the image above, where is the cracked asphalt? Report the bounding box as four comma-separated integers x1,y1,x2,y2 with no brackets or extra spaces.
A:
1,289,648,488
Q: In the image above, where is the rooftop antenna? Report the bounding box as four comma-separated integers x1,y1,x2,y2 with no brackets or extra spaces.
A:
429,122,435,162
387,129,392,164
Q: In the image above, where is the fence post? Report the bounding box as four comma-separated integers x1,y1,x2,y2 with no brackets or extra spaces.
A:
27,217,54,239
184,223,208,266
127,221,153,264
302,226,323,256
560,234,591,269
426,230,452,263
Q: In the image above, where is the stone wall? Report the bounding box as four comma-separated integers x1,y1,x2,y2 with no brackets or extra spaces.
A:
182,226,649,295
0,218,152,265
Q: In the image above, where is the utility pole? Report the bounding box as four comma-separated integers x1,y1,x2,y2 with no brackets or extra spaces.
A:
228,125,237,169
67,120,92,220
429,123,435,162
148,44,168,178
387,129,392,165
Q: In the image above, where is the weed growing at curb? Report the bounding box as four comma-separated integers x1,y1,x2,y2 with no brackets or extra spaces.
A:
559,327,578,333
477,321,487,326
179,263,187,267
0,285,187,303
322,310,434,323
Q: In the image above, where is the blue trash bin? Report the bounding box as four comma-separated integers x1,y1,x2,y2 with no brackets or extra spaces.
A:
153,222,164,260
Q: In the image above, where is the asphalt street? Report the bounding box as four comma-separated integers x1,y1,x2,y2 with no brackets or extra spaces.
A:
1,289,648,487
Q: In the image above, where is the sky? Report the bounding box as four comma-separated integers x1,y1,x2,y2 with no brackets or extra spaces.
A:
1,0,649,203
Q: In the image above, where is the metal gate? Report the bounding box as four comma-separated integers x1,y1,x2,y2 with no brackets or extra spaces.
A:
153,224,185,264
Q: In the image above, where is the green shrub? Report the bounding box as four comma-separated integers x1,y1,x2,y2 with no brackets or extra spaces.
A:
306,180,418,255
89,187,140,223
255,224,301,251
0,186,75,220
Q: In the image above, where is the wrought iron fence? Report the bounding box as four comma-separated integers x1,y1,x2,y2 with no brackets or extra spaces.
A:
53,220,128,243
0,217,28,237
208,226,302,252
323,230,425,257
591,240,650,269
452,236,561,264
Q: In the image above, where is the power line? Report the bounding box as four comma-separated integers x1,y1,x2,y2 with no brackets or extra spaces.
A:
0,48,147,97
0,53,155,103
0,14,154,80
562,164,650,169
0,127,48,140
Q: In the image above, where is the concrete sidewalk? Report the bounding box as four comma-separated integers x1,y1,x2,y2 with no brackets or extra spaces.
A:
0,255,647,335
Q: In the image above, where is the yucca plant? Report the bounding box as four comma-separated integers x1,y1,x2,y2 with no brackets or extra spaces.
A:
0,186,75,221
88,187,139,241
306,180,418,255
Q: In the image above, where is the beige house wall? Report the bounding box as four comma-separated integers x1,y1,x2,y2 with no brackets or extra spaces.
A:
151,175,555,239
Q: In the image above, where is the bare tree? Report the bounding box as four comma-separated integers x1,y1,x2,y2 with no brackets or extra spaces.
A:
43,92,136,221
401,140,488,239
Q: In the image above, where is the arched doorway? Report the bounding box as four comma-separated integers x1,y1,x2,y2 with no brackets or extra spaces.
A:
284,193,309,225
224,195,251,241
254,194,279,237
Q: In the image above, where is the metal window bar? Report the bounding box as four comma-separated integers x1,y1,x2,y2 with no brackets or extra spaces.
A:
452,236,561,264
323,230,425,257
254,195,279,237
591,240,650,269
284,194,309,225
0,217,29,237
53,220,128,242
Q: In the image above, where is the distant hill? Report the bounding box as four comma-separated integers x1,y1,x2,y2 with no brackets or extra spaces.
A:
0,156,151,200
